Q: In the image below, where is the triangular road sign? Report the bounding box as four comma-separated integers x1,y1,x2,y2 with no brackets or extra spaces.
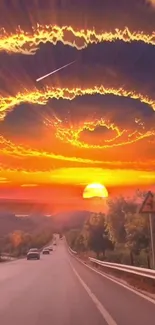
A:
139,191,155,214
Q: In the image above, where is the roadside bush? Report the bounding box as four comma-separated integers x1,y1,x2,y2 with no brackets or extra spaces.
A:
105,247,149,267
0,230,53,258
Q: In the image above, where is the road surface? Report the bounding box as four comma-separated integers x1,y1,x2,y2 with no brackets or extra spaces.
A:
0,240,155,325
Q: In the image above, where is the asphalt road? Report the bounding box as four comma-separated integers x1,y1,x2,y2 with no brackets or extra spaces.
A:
0,241,155,325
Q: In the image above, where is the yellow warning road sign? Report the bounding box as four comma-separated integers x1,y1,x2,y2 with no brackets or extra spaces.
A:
139,191,155,214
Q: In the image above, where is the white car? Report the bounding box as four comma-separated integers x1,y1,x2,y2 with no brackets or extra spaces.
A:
27,248,40,260
42,248,50,255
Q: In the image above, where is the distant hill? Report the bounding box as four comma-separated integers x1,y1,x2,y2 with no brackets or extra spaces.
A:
0,213,54,237
53,210,91,231
0,204,92,237
0,198,52,215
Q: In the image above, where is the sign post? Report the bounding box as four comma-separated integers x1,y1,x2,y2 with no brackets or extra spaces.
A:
149,213,155,269
139,191,155,269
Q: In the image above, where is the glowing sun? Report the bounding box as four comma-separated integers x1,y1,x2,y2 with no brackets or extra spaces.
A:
83,183,108,199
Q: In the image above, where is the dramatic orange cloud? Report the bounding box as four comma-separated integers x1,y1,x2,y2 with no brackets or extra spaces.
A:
52,117,155,149
0,167,154,188
0,85,155,118
1,25,155,55
0,1,154,211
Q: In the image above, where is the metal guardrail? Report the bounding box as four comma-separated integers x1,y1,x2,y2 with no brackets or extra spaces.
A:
68,246,77,255
89,257,155,280
68,245,155,279
0,255,15,262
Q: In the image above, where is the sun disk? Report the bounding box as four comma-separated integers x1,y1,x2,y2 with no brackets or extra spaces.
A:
83,183,108,199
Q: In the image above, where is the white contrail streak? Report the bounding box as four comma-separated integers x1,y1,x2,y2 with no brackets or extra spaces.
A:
36,60,76,82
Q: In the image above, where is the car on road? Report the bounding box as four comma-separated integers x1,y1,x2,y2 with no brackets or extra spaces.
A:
29,248,39,252
48,246,53,251
42,248,50,255
27,248,40,260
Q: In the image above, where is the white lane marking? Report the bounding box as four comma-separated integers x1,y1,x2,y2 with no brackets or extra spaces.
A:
70,253,155,306
68,259,117,325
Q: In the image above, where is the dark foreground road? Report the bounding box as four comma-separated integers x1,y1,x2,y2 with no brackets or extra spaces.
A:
0,241,155,325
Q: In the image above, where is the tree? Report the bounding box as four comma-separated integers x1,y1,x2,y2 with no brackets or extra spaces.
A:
125,212,149,255
66,229,81,249
75,234,86,252
1,229,53,257
10,231,24,248
106,196,127,244
87,213,114,259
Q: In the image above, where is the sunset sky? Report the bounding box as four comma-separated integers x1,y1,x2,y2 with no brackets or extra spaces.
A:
0,0,155,212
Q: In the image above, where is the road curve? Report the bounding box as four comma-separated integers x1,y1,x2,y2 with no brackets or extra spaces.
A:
0,240,154,325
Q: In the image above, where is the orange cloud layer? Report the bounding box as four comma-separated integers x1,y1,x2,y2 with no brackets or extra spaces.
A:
52,117,155,149
0,136,101,164
0,86,155,120
1,25,155,55
1,135,154,171
0,167,154,188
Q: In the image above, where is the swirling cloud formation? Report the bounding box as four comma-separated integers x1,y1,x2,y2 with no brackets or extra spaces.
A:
0,0,154,202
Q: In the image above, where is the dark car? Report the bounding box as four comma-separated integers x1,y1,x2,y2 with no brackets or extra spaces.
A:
27,248,40,260
42,248,50,255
